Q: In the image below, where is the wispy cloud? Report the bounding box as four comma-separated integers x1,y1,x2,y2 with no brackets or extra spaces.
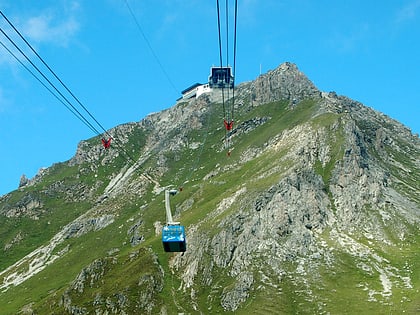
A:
1,1,82,48
395,0,420,24
22,13,79,47
0,1,82,107
0,1,82,67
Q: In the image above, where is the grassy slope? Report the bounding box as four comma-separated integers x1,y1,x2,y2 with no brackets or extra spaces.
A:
0,125,148,270
0,163,92,270
1,99,419,314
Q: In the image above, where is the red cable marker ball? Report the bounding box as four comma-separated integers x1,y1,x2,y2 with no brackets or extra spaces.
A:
101,137,112,149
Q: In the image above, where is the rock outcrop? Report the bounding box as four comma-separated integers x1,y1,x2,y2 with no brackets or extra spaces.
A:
1,62,418,314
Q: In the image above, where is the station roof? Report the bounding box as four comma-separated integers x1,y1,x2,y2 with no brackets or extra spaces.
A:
181,82,202,95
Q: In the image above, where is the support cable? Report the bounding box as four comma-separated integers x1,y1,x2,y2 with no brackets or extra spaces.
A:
216,0,229,153
0,11,111,140
216,0,226,120
225,0,231,121
231,0,238,123
0,26,143,179
216,0,238,155
225,0,229,69
124,0,179,95
0,39,100,135
0,26,102,136
1,11,156,184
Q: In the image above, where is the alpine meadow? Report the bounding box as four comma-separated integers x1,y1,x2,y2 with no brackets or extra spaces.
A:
1,62,419,314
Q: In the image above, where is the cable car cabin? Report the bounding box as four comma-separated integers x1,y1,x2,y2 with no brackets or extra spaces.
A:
162,225,186,252
209,66,234,89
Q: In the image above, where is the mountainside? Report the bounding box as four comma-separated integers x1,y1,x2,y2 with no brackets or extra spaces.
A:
0,62,419,314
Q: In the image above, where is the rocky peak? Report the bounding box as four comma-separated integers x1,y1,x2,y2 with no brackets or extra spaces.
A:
1,62,419,314
240,62,321,107
18,174,29,188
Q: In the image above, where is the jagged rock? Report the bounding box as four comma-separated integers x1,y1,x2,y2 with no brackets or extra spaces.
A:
127,219,144,246
19,174,29,187
19,303,35,315
57,248,164,314
229,116,270,139
2,193,43,218
221,272,254,311
64,214,115,239
244,62,321,107
3,231,23,251
71,259,107,293
137,273,164,313
1,62,419,314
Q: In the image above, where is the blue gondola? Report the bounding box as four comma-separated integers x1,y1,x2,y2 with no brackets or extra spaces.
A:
162,225,186,252
162,189,187,253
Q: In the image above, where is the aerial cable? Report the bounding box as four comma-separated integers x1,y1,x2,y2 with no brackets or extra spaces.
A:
216,0,238,155
0,39,100,136
1,11,140,166
225,0,231,113
1,11,157,187
171,0,238,190
216,0,228,152
225,0,229,69
231,0,238,124
123,2,185,184
216,0,227,122
0,24,102,136
1,10,139,165
225,0,238,125
111,141,157,185
124,0,179,95
0,11,111,141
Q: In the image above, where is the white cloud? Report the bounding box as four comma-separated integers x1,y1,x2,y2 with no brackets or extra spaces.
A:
0,2,82,101
21,12,80,47
0,1,82,48
395,0,420,24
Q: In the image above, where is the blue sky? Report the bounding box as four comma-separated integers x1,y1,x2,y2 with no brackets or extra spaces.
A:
0,0,419,196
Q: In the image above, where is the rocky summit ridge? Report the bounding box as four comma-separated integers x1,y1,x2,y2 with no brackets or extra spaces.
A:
0,62,419,314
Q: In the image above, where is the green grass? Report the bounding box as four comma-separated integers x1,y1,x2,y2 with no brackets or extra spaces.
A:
312,225,420,314
0,199,90,270
0,196,157,314
1,96,419,314
310,115,347,217
0,124,153,273
356,118,420,204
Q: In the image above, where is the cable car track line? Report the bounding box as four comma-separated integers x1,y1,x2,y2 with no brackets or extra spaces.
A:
0,11,111,139
232,0,238,123
0,39,99,136
124,0,179,96
1,11,157,184
0,25,102,136
215,0,238,155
